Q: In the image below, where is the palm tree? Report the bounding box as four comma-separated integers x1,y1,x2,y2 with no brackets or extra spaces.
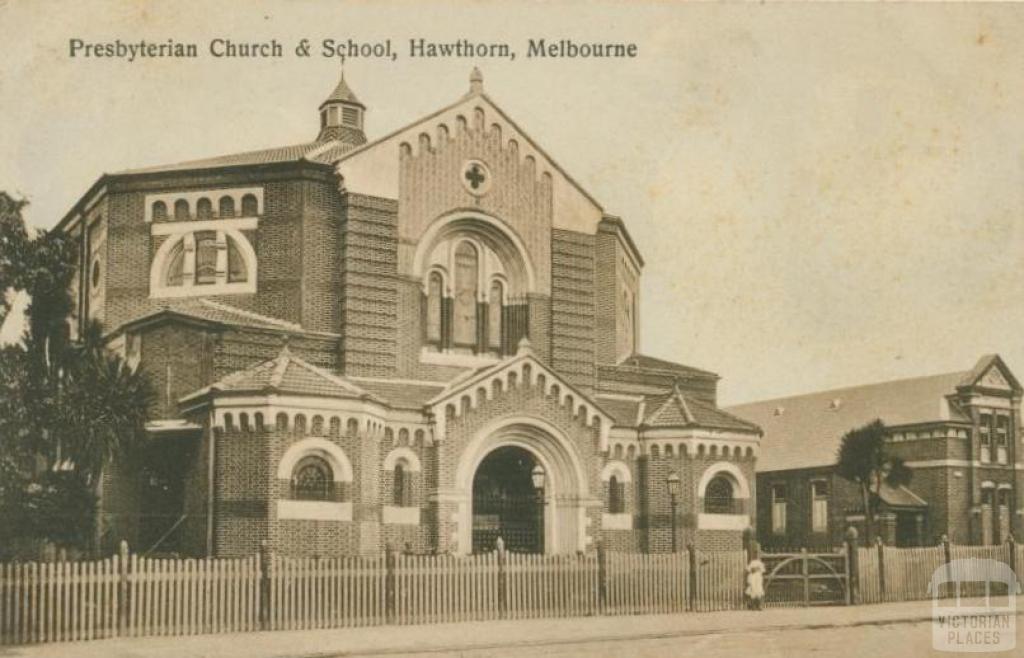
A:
835,419,912,543
1,197,154,555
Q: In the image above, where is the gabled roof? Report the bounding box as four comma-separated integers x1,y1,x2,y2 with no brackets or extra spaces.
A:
725,365,992,472
180,346,378,403
958,354,1022,393
614,354,718,379
115,298,324,336
425,340,614,452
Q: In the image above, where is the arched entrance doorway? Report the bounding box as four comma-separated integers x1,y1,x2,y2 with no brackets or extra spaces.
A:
453,417,595,555
472,446,544,554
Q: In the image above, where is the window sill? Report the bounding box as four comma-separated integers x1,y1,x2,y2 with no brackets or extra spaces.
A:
151,281,256,299
601,513,632,530
382,505,420,525
277,500,352,521
419,348,501,369
698,513,750,531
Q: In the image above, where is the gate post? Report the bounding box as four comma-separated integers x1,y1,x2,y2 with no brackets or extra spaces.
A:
687,543,697,611
1007,534,1016,578
941,534,952,600
259,540,272,630
876,536,886,600
496,537,508,618
844,526,859,605
800,548,810,607
385,543,396,624
596,540,607,614
117,540,129,636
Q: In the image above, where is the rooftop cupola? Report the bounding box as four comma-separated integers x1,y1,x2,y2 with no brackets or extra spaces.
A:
317,66,367,145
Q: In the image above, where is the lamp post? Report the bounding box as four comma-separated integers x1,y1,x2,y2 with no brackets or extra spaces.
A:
667,472,681,552
531,464,546,553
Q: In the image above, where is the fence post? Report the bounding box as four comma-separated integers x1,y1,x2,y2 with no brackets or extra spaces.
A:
844,526,859,605
941,534,952,599
496,537,508,619
800,547,810,606
259,540,271,630
596,540,607,615
1008,534,1016,578
117,540,129,636
687,543,697,611
385,544,396,624
876,536,886,600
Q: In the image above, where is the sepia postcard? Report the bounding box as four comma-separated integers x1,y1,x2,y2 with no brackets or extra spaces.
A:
0,1,1022,656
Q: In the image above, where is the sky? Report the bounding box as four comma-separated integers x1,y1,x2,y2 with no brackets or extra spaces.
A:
1,1,1022,405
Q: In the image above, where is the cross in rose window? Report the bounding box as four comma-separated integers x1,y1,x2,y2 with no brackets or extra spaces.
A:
465,164,486,190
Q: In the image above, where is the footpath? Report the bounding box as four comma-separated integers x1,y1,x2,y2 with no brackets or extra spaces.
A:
5,596,1022,658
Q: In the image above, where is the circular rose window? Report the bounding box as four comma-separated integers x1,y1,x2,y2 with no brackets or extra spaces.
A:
461,159,492,197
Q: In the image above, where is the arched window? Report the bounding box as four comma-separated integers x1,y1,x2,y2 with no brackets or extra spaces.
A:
194,231,218,284
704,476,735,514
426,271,443,344
453,242,478,347
393,463,411,507
226,236,248,283
241,194,258,217
218,196,235,218
196,198,213,220
174,199,190,221
152,201,168,221
165,241,185,286
608,475,625,514
291,455,333,501
488,280,503,352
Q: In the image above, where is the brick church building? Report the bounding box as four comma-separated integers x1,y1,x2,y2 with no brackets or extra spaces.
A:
56,69,761,558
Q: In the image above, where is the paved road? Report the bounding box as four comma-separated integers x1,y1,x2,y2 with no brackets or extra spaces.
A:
386,622,1003,658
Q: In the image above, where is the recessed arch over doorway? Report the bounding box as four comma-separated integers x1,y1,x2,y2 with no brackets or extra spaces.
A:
453,417,593,555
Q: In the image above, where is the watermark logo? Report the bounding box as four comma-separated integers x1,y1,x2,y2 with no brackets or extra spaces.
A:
929,558,1020,652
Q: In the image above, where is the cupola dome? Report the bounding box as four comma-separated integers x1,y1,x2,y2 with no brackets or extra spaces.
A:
317,67,367,145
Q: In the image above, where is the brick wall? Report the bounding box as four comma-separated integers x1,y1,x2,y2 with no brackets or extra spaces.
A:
550,230,596,391
339,194,399,378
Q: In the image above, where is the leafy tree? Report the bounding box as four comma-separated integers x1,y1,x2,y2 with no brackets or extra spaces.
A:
835,419,912,543
0,192,31,326
0,193,154,557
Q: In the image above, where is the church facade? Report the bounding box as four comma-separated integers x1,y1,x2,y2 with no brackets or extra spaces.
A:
57,70,761,558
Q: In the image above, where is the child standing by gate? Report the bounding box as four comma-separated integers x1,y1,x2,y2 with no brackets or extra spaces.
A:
745,545,766,610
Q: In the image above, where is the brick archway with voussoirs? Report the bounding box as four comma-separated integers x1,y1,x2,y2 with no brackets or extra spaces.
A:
453,416,594,555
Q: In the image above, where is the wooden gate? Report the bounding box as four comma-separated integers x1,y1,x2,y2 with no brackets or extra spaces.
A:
761,549,849,607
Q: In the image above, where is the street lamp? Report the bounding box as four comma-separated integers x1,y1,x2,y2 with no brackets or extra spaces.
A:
667,472,681,552
531,463,546,492
531,464,546,553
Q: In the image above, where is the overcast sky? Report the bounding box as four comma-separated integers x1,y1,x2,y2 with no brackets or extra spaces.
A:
1,1,1022,405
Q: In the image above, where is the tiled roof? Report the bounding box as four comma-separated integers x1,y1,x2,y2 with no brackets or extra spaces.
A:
123,298,306,333
595,397,642,427
873,482,928,509
643,387,760,432
611,353,718,379
726,371,971,472
350,378,447,410
596,389,758,433
116,139,360,176
181,346,375,402
322,72,363,107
